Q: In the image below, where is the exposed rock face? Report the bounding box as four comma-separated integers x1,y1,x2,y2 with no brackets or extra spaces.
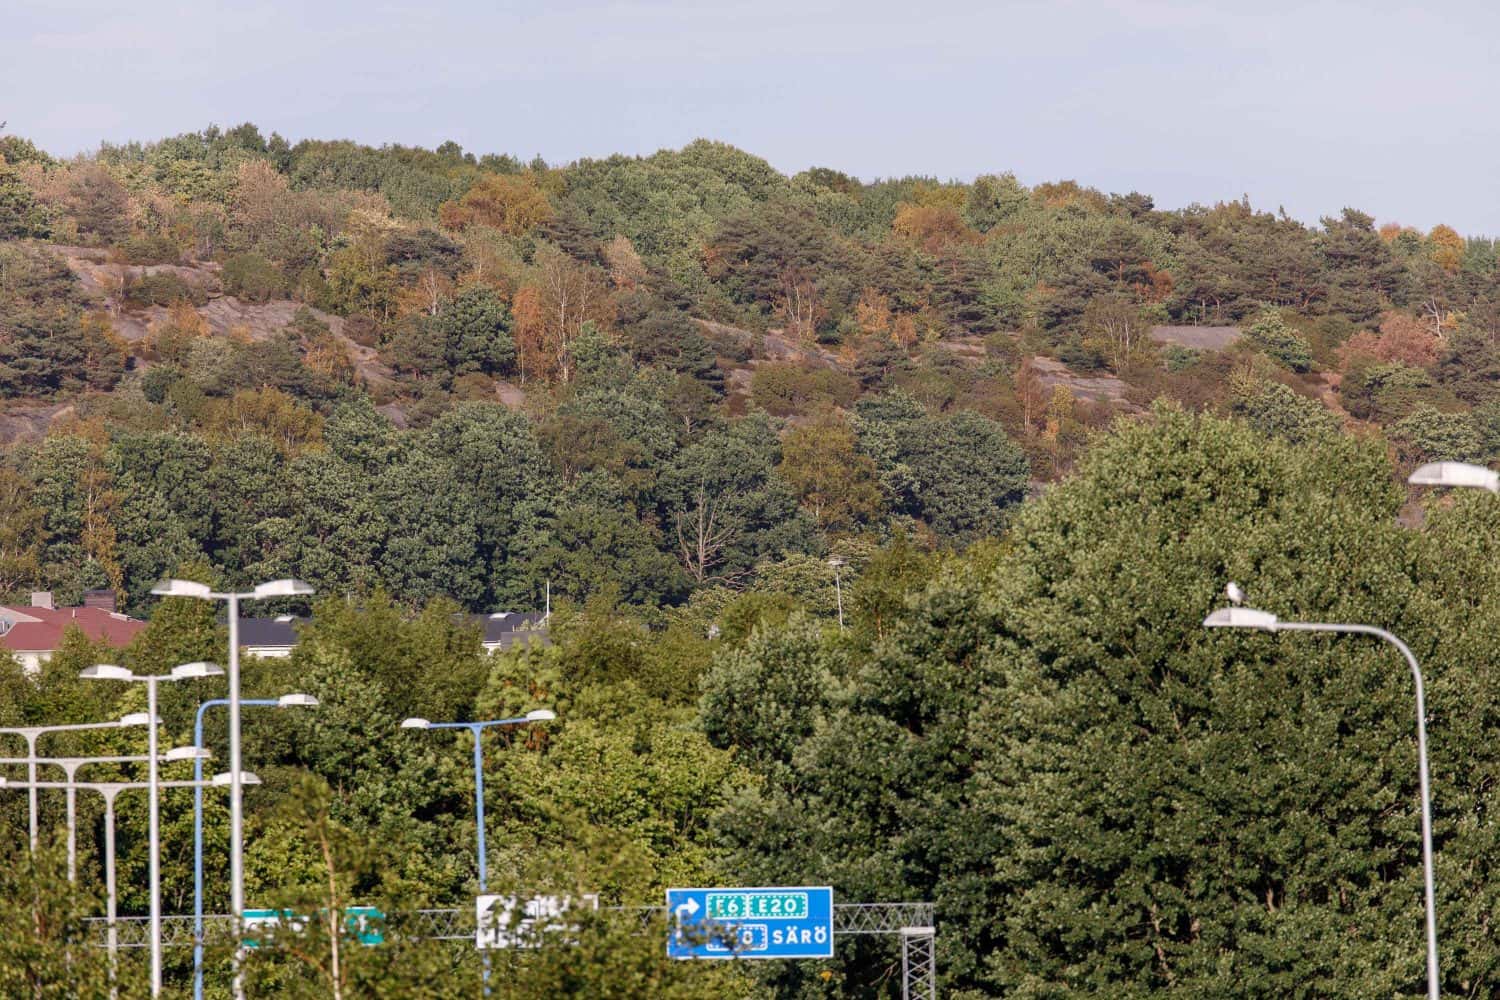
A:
35,244,394,388
1149,325,1243,351
0,403,73,445
1026,357,1138,409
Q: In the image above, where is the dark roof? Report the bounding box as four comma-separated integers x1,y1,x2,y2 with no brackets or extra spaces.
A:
238,616,305,648
479,611,547,644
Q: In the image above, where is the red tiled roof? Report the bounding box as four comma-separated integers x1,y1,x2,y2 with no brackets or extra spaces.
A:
0,606,147,653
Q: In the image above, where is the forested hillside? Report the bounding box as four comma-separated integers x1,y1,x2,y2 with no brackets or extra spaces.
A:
2,124,1497,614
6,125,1500,997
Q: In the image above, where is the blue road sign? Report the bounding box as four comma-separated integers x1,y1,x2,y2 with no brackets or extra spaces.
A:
666,886,833,960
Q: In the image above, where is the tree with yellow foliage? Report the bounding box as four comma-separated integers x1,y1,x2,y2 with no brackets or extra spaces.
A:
438,173,553,234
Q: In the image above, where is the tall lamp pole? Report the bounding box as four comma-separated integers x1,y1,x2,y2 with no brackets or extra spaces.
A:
152,576,312,1000
0,713,155,850
1204,595,1440,1000
2,772,257,990
81,661,224,998
192,693,317,1000
401,710,555,989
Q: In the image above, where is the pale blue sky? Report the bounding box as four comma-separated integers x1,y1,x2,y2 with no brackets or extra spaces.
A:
6,0,1499,232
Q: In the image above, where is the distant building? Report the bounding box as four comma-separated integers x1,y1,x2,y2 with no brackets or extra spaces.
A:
233,610,549,659
0,591,146,673
475,611,550,653
239,616,304,658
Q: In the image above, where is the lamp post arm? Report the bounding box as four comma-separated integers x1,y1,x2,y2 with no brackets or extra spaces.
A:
1275,620,1439,1000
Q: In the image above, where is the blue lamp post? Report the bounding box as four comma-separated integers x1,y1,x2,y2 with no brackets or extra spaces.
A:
191,693,317,1000
401,710,555,987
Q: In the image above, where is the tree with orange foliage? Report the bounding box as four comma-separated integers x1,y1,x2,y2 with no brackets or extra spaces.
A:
1338,310,1440,369
853,287,893,340
892,203,976,254
511,246,612,383
603,235,648,289
438,173,553,235
1428,224,1465,273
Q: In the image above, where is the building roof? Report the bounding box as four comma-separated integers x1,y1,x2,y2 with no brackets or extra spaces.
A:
479,611,547,644
0,605,147,653
238,616,304,649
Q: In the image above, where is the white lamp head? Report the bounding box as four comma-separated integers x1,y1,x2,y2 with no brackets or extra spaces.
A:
524,709,557,722
118,712,156,727
400,718,431,729
1203,607,1280,631
212,771,261,786
1409,461,1500,494
277,693,319,708
82,664,134,682
164,745,212,762
171,661,224,681
252,579,314,600
151,579,214,600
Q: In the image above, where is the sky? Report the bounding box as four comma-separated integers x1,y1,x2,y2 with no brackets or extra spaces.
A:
6,0,1500,232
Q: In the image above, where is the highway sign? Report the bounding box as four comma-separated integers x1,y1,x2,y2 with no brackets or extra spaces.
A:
667,886,834,960
476,893,599,949
241,908,305,949
344,905,385,946
242,906,385,948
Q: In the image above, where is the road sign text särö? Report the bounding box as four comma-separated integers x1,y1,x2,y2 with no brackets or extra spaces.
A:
667,886,833,960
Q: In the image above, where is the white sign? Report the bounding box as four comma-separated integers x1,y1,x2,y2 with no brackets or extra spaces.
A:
476,893,599,949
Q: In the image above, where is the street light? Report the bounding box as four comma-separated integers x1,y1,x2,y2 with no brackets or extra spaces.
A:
152,576,311,1000
401,709,555,989
0,713,156,850
1409,461,1500,494
191,693,318,1000
4,773,258,987
81,662,224,997
1203,591,1439,1000
0,747,205,883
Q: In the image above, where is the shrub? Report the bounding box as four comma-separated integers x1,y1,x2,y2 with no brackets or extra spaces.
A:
1244,309,1313,372
125,271,207,308
750,363,859,416
222,252,288,302
1390,404,1484,465
116,233,181,265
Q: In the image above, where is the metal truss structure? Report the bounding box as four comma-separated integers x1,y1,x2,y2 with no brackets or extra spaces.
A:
87,901,938,997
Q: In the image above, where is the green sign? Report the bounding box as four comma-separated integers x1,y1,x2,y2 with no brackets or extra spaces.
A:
344,906,385,946
705,891,809,921
242,906,385,948
241,909,305,949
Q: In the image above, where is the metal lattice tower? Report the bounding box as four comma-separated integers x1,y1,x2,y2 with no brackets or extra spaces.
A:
901,925,937,1000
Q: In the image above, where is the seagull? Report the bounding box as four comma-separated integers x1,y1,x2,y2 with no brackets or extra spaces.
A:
1226,582,1244,606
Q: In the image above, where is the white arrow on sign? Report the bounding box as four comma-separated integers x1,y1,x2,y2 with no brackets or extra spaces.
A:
673,896,701,942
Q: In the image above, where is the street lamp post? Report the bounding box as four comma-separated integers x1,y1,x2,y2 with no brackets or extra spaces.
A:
81,662,224,997
1204,598,1440,1000
0,713,155,850
192,693,317,1000
153,576,312,1000
1,772,258,990
401,710,555,989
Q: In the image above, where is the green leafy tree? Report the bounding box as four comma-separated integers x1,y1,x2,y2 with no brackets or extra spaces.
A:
1244,308,1314,372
